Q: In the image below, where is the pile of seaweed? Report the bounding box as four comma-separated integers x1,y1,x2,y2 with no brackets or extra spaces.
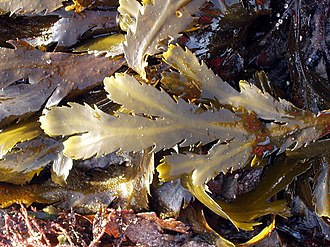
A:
0,0,329,246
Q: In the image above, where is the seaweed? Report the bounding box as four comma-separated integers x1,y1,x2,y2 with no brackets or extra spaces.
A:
0,0,329,245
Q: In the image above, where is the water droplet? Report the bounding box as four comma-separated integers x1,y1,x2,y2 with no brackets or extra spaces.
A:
284,3,289,8
46,59,52,64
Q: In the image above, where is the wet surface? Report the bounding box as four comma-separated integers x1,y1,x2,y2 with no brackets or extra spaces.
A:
0,0,329,246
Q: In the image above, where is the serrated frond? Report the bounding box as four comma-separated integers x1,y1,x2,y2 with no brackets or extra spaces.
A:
163,44,303,121
0,0,65,15
159,139,253,186
124,0,205,77
40,73,248,160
